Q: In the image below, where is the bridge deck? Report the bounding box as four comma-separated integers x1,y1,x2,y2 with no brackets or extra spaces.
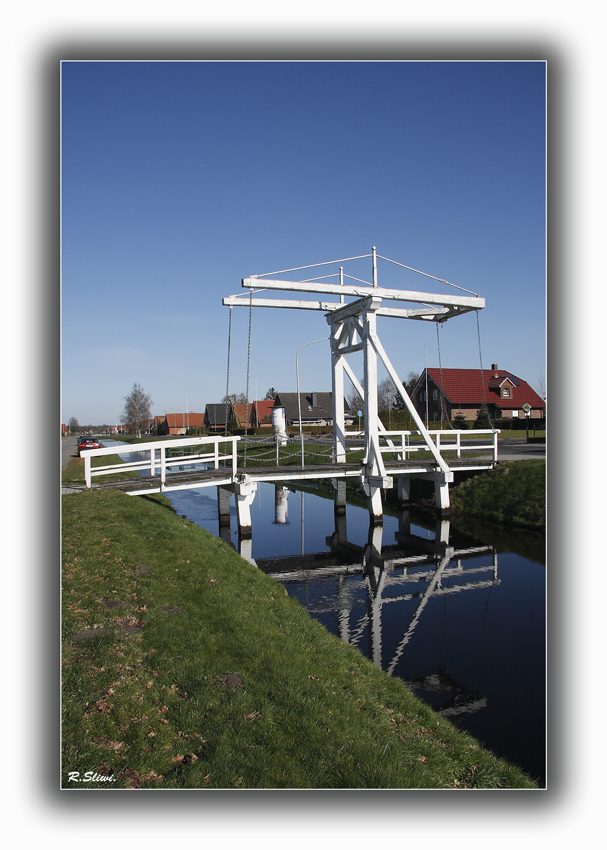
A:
91,456,496,495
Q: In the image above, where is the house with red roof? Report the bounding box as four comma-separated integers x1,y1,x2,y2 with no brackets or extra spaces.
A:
159,412,206,435
251,399,274,428
412,364,545,424
233,403,253,429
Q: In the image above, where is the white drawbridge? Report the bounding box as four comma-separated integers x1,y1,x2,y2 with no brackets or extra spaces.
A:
223,247,490,520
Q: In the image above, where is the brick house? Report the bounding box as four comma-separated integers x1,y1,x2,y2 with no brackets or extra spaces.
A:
158,412,206,436
251,400,274,428
412,365,546,423
233,403,253,429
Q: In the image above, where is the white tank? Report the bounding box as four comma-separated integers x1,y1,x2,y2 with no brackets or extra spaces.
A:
271,407,289,446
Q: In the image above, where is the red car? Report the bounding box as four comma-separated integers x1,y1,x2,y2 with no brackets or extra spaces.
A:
78,436,101,456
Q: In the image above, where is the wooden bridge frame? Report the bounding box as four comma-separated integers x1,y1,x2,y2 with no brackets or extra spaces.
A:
224,247,491,522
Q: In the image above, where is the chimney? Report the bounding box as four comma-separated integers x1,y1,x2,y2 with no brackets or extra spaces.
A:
491,363,498,371
311,392,318,407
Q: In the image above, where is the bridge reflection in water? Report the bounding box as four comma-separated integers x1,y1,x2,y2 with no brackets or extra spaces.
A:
233,485,496,721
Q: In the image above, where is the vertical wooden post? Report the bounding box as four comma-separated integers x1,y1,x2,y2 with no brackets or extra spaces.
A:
217,487,231,528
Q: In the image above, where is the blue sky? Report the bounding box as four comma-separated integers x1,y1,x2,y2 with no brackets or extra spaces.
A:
61,60,545,425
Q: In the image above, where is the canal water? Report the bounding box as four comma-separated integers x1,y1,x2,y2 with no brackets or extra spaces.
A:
102,442,546,785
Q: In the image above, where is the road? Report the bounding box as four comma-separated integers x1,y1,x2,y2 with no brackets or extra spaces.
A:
495,437,546,460
62,436,79,470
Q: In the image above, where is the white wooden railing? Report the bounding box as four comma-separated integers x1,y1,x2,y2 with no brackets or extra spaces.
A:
80,435,241,488
346,429,500,463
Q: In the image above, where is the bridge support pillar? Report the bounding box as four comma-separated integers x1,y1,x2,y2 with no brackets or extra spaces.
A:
415,471,454,514
238,537,257,566
234,481,258,539
397,475,411,505
435,477,451,514
362,473,392,525
398,508,411,538
367,486,384,525
217,486,231,528
332,479,347,516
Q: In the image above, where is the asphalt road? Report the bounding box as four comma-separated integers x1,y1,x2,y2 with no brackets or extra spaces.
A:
495,437,546,460
62,436,79,470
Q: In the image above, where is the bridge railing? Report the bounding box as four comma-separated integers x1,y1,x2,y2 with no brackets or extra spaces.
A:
81,435,241,488
346,429,500,463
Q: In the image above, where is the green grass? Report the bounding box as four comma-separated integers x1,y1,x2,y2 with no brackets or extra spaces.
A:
62,489,537,789
450,459,546,531
62,452,141,488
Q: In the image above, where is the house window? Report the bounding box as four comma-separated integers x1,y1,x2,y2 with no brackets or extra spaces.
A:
432,389,438,401
512,410,519,418
502,387,511,398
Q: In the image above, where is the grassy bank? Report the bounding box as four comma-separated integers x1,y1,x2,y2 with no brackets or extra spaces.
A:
450,460,545,531
61,488,536,789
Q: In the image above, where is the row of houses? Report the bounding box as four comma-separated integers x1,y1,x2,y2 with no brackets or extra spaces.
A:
145,366,544,435
62,364,544,437
148,393,351,436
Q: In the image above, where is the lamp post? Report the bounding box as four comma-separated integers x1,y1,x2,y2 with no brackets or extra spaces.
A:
296,337,329,468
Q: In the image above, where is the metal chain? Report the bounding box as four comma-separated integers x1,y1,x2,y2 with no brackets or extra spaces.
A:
224,306,232,439
476,309,493,427
436,322,453,428
243,286,253,468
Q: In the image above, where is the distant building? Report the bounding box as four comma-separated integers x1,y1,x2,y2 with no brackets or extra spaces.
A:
205,403,234,431
158,412,206,436
251,400,274,428
273,392,354,427
233,403,253,429
411,365,546,423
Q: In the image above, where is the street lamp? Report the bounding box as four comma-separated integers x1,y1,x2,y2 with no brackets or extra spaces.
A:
296,337,329,468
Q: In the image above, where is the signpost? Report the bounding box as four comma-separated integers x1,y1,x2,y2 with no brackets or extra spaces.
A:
523,403,531,441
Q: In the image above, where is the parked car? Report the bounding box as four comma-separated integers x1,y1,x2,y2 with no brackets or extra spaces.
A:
78,436,101,456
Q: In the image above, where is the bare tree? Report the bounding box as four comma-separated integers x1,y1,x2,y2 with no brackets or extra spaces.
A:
347,386,364,414
121,383,153,438
393,372,420,409
68,416,79,435
222,392,248,404
378,377,396,411
536,372,546,401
